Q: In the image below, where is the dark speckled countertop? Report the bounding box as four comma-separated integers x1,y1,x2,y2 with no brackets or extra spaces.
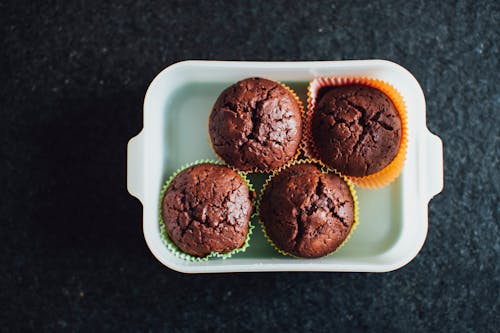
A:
2,0,499,331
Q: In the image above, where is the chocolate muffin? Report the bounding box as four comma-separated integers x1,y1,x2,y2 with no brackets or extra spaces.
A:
311,84,402,177
209,77,302,172
259,163,355,258
161,163,253,257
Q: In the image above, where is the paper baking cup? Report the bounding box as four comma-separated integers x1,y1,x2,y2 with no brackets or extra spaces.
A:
208,79,305,174
159,159,255,262
305,77,408,188
257,159,359,258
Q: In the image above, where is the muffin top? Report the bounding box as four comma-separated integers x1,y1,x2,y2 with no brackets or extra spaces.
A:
162,163,253,257
209,77,302,172
259,163,355,258
311,84,402,177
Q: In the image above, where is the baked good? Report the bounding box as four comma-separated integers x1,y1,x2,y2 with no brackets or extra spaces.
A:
209,77,302,172
161,163,253,257
311,84,402,177
259,163,355,258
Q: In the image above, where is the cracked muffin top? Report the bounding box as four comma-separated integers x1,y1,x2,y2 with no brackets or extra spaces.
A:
209,77,302,172
311,84,402,177
259,163,354,258
161,163,253,257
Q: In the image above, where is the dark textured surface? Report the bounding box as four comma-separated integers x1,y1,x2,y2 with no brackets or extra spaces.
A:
162,164,252,257
209,77,302,172
313,85,402,176
260,163,355,258
1,0,499,331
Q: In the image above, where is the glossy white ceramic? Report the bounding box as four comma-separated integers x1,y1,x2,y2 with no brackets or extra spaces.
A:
127,60,443,273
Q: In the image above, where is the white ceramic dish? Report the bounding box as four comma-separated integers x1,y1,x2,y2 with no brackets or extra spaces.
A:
127,60,443,273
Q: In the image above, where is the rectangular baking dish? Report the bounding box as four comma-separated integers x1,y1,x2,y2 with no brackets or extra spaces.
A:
127,60,443,273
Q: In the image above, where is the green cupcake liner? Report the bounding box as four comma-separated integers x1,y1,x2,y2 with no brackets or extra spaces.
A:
256,158,359,258
159,159,255,262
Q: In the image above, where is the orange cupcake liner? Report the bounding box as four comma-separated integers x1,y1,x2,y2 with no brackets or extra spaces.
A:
305,77,408,189
207,79,305,174
257,159,359,258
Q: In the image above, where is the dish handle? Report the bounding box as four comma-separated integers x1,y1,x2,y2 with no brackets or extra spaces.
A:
127,131,144,202
423,131,444,202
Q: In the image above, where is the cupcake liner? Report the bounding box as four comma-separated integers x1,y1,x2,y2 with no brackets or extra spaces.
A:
208,79,305,174
256,159,359,258
305,77,408,188
159,159,255,262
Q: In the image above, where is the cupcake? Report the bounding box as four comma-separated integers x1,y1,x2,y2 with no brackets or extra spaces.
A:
259,162,357,258
307,78,407,188
209,77,303,172
161,163,254,258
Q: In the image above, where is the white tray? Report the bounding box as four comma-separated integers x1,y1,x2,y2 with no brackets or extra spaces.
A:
127,60,443,273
